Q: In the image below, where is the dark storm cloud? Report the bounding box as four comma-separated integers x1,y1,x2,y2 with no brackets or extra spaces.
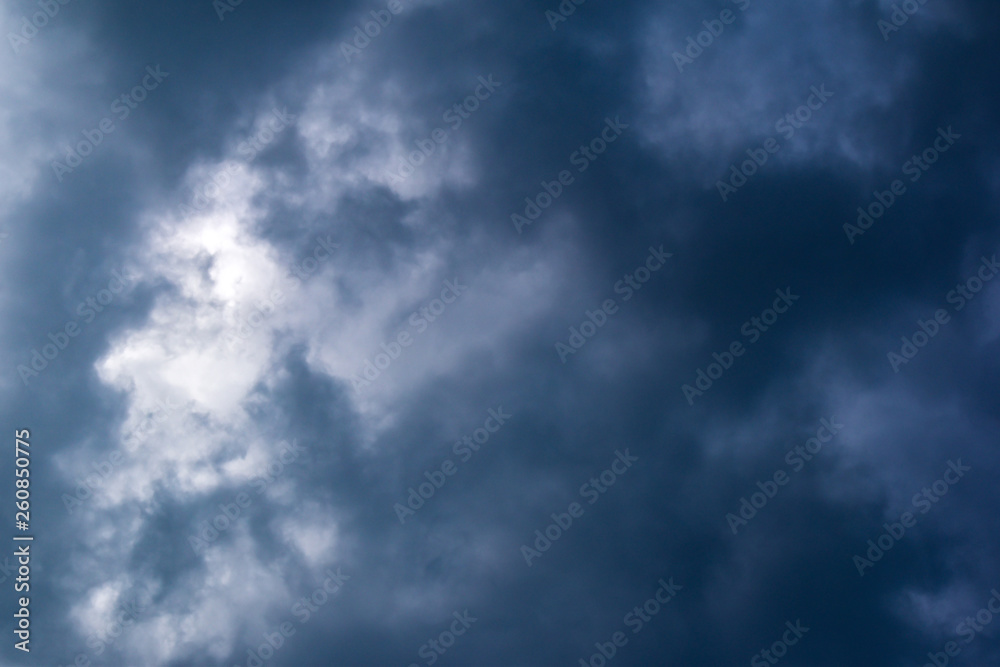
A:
1,0,999,666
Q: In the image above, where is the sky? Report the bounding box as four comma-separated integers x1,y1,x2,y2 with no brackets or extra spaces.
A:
1,0,999,666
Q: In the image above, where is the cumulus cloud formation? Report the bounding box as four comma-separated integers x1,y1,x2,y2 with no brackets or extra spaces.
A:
2,0,999,665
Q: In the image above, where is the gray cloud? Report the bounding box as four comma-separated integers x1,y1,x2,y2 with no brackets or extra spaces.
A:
1,0,999,665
